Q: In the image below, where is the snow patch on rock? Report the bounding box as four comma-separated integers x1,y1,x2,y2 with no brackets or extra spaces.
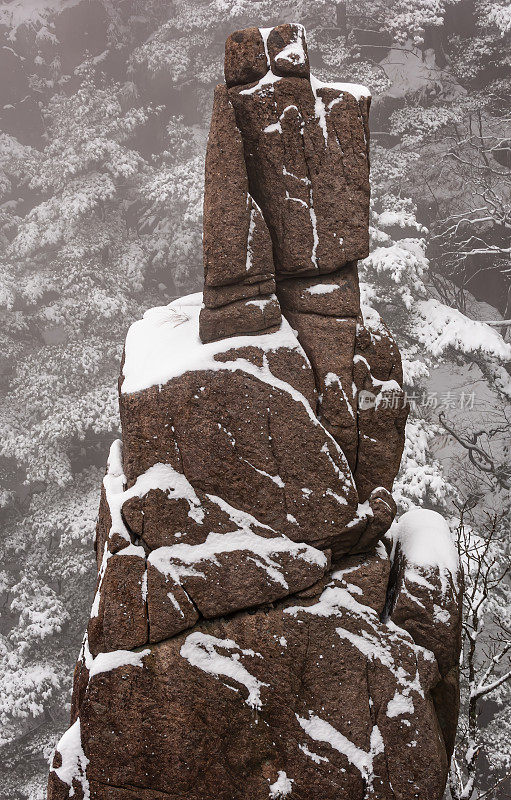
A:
296,713,383,784
269,770,294,797
298,743,329,764
89,648,151,678
122,294,302,394
386,689,415,718
148,495,327,591
275,23,307,69
306,283,337,295
285,584,376,621
180,632,267,709
51,718,90,800
126,462,205,524
390,507,459,593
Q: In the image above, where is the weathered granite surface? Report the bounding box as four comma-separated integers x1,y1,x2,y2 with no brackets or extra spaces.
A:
48,24,461,800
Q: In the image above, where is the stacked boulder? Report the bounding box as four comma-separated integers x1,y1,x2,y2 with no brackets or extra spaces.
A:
48,24,461,800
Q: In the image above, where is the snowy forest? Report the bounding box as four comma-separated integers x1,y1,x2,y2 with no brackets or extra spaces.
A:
0,0,509,798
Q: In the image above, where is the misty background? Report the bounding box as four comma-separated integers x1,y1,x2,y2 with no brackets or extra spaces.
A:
0,1,509,798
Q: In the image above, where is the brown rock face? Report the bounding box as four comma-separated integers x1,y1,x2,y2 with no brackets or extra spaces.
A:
224,27,268,88
49,543,460,800
48,24,460,800
200,82,279,344
228,77,370,277
267,24,311,78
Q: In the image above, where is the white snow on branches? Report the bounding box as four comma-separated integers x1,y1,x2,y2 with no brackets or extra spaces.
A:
415,299,511,361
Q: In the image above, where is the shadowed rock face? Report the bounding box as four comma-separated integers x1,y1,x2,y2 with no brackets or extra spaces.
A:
199,23,405,494
48,24,461,800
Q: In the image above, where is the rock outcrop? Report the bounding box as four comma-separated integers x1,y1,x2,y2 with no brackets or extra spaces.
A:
48,24,461,800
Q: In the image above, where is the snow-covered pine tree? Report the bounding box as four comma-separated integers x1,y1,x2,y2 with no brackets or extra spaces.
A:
0,45,202,798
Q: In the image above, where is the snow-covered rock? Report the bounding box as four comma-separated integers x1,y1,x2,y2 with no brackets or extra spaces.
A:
48,23,460,800
386,508,462,756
